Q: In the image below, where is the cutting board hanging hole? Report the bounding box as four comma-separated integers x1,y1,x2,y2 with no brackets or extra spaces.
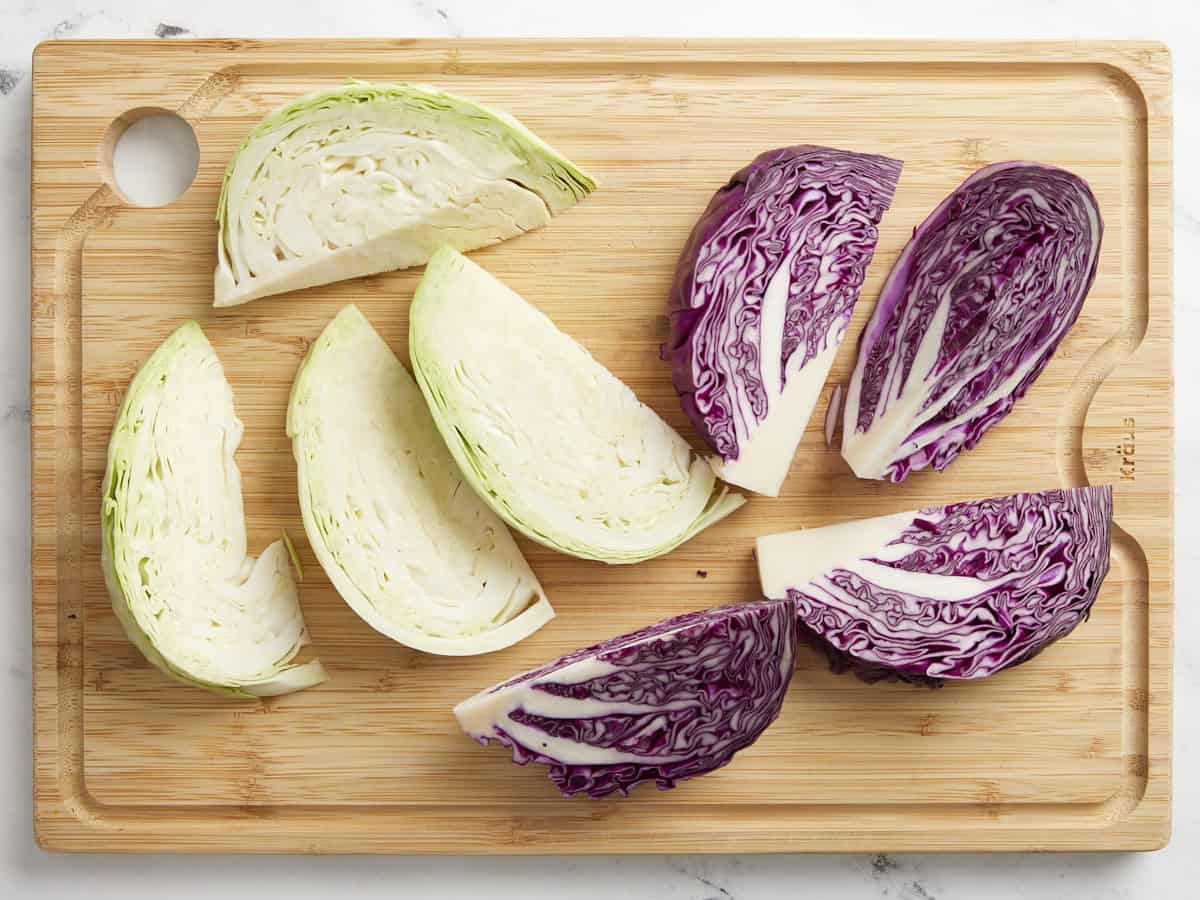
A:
100,107,198,207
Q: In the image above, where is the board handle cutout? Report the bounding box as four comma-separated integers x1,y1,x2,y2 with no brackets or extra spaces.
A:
100,107,199,207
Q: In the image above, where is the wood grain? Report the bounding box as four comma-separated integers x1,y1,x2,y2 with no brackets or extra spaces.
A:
31,39,1172,853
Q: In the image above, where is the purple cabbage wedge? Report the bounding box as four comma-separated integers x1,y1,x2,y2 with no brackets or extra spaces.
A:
842,161,1103,482
756,486,1112,684
454,599,797,798
664,146,902,496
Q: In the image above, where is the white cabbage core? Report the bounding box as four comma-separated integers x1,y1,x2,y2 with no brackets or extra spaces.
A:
714,224,855,496
757,510,1011,604
455,648,688,766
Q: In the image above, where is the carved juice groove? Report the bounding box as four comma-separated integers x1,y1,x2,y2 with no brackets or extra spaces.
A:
1109,526,1152,816
1045,59,1156,825
51,185,121,825
1054,69,1152,489
41,69,246,828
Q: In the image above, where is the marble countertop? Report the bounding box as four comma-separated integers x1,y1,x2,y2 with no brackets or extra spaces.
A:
1,1,1194,896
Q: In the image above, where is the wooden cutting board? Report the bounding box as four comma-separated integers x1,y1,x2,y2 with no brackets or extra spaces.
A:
31,39,1172,853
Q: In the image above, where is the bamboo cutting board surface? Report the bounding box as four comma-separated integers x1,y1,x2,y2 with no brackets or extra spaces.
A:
31,39,1172,853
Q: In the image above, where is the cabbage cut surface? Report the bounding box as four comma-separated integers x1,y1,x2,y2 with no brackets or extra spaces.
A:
410,247,745,564
101,322,325,697
287,305,552,654
455,598,797,797
216,82,594,306
757,486,1112,683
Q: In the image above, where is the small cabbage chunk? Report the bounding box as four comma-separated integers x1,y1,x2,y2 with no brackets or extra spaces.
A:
101,322,325,697
287,305,552,654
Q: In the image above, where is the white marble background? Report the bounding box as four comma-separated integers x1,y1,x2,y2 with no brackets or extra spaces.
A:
1,1,1195,896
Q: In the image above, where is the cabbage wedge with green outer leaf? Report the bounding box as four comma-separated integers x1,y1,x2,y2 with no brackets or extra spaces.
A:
101,322,326,697
215,81,595,307
287,305,553,654
410,247,746,564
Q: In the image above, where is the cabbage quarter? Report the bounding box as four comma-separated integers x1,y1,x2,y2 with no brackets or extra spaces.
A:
410,247,746,564
757,486,1113,683
288,306,552,654
215,82,594,306
101,323,326,697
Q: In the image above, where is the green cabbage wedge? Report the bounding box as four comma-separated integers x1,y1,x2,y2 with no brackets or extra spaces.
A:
215,82,595,307
410,247,746,564
288,306,553,654
101,322,326,697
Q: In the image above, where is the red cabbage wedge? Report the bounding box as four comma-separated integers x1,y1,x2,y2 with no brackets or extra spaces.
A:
756,486,1112,684
665,146,902,496
842,161,1103,482
454,599,797,798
